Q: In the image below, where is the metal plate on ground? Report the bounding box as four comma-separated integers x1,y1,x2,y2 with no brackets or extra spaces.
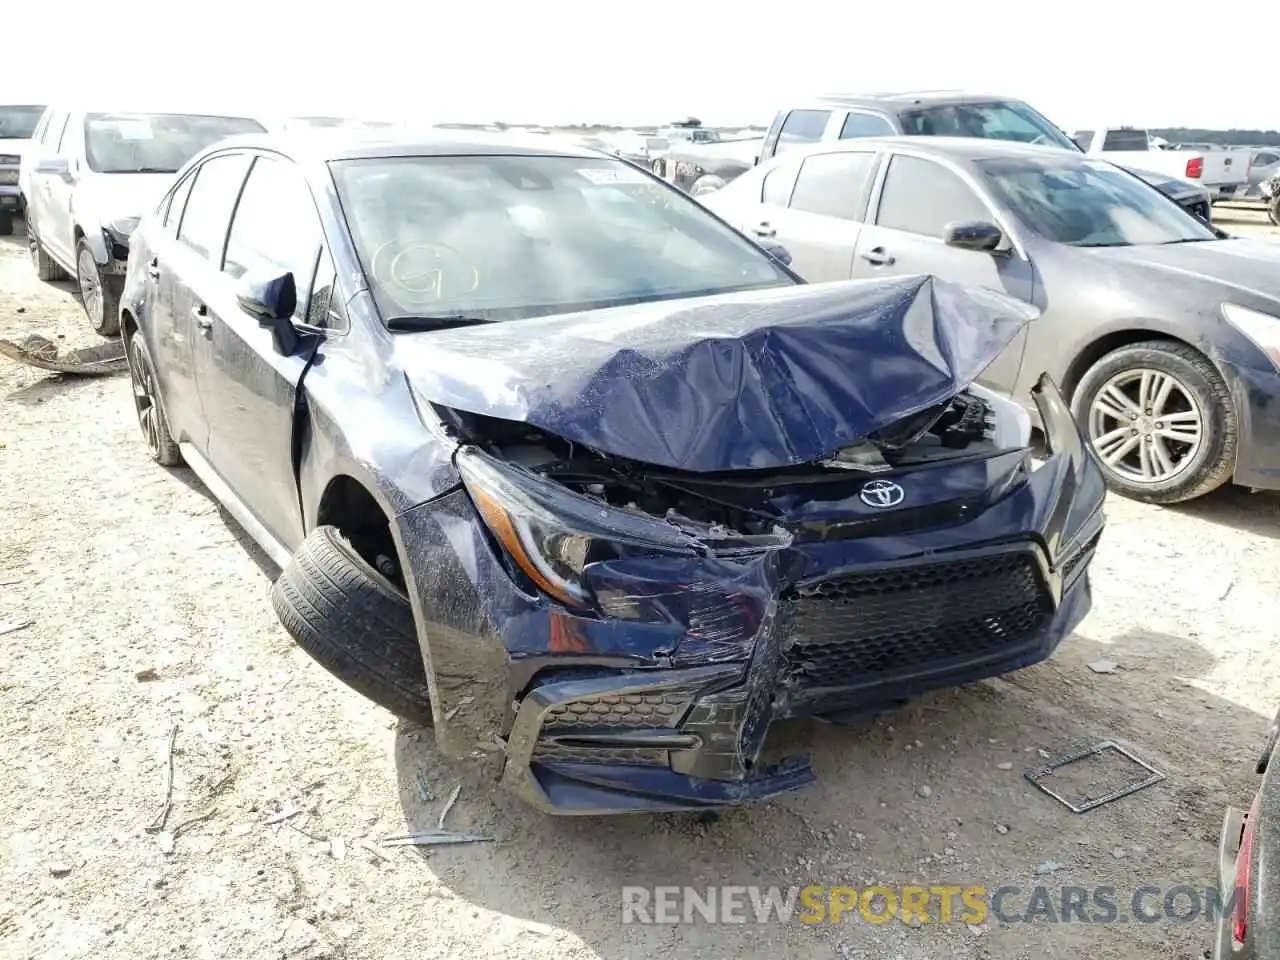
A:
1025,740,1166,813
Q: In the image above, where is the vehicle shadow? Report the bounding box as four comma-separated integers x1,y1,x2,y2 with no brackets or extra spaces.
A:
389,627,1271,957
167,465,281,580
4,370,112,405
1166,483,1280,541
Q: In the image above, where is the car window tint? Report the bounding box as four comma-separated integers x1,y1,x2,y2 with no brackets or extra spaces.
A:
876,155,989,238
790,152,876,221
1101,129,1149,151
163,173,196,236
176,153,252,263
223,156,322,292
305,249,347,331
761,164,798,206
839,112,895,139
776,110,830,154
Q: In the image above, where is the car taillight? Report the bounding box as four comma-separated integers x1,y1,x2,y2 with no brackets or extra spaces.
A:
1186,157,1204,179
1233,792,1262,944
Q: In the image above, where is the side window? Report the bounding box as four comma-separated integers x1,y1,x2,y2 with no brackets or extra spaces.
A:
1256,151,1280,166
776,110,831,155
761,163,799,206
839,112,896,139
41,112,68,150
1072,130,1095,151
162,173,197,237
875,155,990,239
304,250,348,332
790,152,876,221
223,157,323,308
176,153,252,263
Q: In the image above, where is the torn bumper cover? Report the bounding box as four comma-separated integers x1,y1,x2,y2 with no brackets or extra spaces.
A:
389,278,1107,814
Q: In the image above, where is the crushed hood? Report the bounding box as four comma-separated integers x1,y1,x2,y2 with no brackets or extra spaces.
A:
397,275,1039,473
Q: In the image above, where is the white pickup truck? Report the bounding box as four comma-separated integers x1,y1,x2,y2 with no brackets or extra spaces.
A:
1071,127,1250,202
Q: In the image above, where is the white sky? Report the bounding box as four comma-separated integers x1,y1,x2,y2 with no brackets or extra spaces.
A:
11,1,1275,131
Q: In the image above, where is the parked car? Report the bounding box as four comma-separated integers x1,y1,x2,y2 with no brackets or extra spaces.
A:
118,130,1104,814
1212,705,1279,959
20,106,265,335
700,136,1280,504
1244,148,1280,200
0,104,45,235
1075,128,1251,202
662,94,1214,223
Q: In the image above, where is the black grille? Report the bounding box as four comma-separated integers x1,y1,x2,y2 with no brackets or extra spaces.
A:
781,549,1053,690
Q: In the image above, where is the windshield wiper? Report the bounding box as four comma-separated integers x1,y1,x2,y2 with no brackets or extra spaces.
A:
385,315,495,332
112,167,177,174
1072,241,1133,248
1159,237,1218,245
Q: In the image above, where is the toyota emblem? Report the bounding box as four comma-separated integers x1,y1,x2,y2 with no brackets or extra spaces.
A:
859,478,905,508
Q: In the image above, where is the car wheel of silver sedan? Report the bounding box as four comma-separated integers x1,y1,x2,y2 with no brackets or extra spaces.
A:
126,332,182,466
1072,340,1237,504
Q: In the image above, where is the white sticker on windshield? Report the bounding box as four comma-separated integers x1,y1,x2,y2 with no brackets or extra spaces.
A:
576,166,651,185
114,120,154,141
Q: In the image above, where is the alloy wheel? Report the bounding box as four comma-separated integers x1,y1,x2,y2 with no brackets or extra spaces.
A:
129,339,161,458
1087,368,1204,484
77,247,103,329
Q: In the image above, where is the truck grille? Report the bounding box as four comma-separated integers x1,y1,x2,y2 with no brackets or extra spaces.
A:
781,548,1053,690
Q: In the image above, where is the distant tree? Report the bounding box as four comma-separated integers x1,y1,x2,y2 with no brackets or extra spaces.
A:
1150,127,1280,147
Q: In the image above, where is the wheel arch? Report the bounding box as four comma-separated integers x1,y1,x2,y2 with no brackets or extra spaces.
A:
73,223,110,265
1061,328,1207,402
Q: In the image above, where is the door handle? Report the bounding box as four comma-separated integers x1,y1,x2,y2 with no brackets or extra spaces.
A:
191,304,212,331
861,247,896,266
752,221,776,239
146,256,160,280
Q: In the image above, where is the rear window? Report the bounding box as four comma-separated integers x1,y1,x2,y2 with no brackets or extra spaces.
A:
1100,129,1150,151
899,101,1079,152
0,105,45,140
83,113,266,174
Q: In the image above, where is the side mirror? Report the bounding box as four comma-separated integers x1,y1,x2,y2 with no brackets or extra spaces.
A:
35,156,71,178
758,239,792,266
236,271,301,355
943,220,1005,253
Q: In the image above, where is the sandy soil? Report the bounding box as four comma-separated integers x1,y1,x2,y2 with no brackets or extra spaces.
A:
2,208,1279,960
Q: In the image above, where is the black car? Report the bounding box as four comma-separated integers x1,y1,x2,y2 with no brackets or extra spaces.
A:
1214,707,1279,959
118,130,1105,814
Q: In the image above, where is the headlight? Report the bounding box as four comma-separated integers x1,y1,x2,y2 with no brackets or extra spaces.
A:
1221,303,1280,370
967,383,1033,448
106,216,141,239
457,449,696,608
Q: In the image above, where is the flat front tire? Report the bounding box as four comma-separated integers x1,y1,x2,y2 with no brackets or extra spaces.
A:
271,526,433,726
1072,340,1237,504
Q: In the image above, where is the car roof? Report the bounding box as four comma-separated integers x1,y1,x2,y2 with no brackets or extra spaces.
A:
770,135,1084,163
207,128,609,163
803,91,1028,111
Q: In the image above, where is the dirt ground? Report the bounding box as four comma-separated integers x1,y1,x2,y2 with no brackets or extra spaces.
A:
2,206,1279,960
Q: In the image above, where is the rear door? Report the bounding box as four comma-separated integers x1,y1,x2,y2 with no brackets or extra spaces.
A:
851,152,1032,393
27,110,69,256
191,152,325,551
166,152,254,456
758,150,880,282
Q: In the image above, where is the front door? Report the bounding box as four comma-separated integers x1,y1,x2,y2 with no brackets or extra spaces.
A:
189,153,324,552
851,152,1036,396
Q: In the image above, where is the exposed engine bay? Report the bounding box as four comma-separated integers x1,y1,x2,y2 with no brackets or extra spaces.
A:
435,387,1030,542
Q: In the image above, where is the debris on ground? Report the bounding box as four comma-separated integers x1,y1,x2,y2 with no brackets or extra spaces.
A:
0,334,127,376
144,725,179,834
49,862,72,877
437,783,462,830
1088,659,1119,674
996,762,1014,771
379,832,493,847
265,806,301,826
135,667,160,682
0,618,33,637
1035,860,1065,875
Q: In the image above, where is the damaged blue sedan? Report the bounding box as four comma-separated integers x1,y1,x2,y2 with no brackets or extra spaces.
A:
118,130,1106,814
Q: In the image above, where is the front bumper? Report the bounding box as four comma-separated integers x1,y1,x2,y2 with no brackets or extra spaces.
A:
393,376,1107,814
1222,359,1280,490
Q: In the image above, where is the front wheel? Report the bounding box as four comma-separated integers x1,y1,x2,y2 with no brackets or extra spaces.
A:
1071,341,1237,504
0,211,12,236
125,332,182,466
76,238,121,337
1269,194,1280,226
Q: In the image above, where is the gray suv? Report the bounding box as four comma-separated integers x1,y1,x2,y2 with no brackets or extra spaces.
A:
0,104,45,235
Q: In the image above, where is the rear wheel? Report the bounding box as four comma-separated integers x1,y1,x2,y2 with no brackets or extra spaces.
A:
1072,341,1236,504
1269,195,1280,226
76,238,121,337
28,225,67,281
125,332,182,466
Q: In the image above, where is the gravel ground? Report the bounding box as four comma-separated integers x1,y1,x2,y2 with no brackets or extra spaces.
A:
2,207,1279,960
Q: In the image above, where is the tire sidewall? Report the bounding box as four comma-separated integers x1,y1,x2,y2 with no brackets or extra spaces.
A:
75,238,109,335
126,332,177,462
1071,345,1231,501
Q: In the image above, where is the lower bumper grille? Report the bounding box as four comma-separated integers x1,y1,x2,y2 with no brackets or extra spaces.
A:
782,548,1053,691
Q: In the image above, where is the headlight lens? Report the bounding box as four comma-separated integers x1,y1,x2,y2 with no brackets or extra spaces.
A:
106,216,141,238
1222,303,1280,370
967,383,1033,448
457,450,696,608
